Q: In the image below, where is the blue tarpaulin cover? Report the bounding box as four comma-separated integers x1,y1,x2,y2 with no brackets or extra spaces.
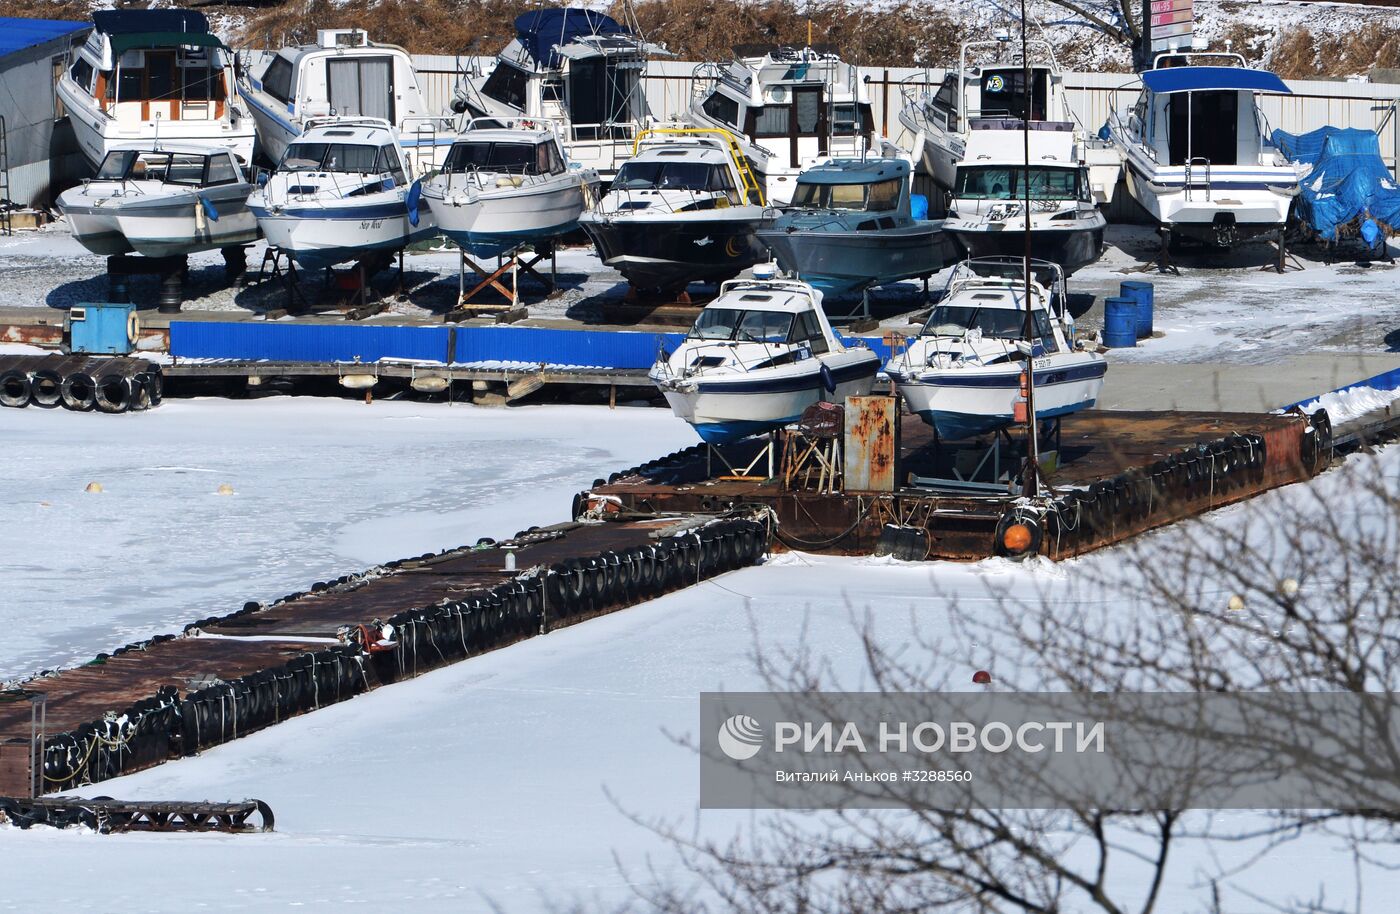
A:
1274,126,1400,239
1139,66,1291,95
513,10,627,67
0,17,87,59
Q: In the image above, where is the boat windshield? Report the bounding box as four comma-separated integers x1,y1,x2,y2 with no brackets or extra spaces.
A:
688,308,794,344
443,140,564,176
615,160,737,196
924,304,1056,349
281,142,393,175
954,165,1082,201
95,150,216,185
791,177,900,212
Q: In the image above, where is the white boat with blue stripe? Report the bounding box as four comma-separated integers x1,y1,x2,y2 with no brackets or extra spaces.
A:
1106,54,1303,247
885,258,1106,441
649,268,880,444
247,118,434,270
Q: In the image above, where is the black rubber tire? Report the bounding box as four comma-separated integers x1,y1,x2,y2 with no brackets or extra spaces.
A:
147,369,164,405
0,368,31,408
129,372,153,411
994,509,1044,559
94,374,132,413
61,372,97,411
29,369,62,408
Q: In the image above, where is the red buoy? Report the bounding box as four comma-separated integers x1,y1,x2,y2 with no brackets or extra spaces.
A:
972,670,992,685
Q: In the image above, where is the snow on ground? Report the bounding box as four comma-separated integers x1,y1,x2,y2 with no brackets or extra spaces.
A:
1,400,1399,911
0,398,698,683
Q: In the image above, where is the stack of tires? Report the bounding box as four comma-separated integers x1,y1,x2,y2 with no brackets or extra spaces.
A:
0,363,162,413
40,685,181,792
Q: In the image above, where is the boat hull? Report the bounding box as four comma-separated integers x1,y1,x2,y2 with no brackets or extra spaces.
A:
945,224,1104,276
893,356,1107,440
758,222,961,296
425,177,588,258
661,354,879,444
1121,156,1298,246
580,211,769,293
250,194,436,270
111,191,259,257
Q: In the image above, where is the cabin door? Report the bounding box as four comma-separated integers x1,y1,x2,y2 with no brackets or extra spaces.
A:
1167,91,1239,167
328,58,395,123
789,86,826,168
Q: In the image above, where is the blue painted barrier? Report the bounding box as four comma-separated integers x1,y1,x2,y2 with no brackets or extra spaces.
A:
453,326,685,369
1281,364,1400,412
170,322,451,363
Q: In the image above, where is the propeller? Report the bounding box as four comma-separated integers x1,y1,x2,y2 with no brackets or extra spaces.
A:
406,179,423,228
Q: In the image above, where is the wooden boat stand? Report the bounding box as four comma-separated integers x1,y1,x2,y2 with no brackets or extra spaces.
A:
708,432,777,481
448,242,556,322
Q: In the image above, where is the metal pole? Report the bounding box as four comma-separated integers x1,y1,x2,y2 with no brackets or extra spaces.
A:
1020,0,1040,499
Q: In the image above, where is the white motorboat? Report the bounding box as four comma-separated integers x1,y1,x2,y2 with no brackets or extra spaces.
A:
237,29,454,174
247,118,434,270
944,128,1106,275
421,118,598,258
55,9,255,169
687,45,880,205
452,9,665,181
649,268,881,444
1105,54,1303,247
885,257,1106,440
896,37,1120,203
578,128,771,295
57,143,259,257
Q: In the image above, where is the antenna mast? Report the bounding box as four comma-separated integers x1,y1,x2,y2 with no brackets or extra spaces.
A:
1019,0,1041,499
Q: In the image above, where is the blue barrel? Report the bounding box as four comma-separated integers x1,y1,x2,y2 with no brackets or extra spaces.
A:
1102,296,1138,348
1119,280,1154,339
910,193,929,220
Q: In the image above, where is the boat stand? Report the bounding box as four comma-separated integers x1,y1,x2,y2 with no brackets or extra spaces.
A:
908,418,1062,495
1153,227,1182,276
707,433,777,481
256,247,311,315
447,242,555,321
1260,229,1305,274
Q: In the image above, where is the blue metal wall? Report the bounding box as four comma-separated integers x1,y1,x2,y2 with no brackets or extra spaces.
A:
170,323,452,363
453,327,686,369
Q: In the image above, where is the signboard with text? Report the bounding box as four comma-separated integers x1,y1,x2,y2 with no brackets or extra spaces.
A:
1147,0,1194,54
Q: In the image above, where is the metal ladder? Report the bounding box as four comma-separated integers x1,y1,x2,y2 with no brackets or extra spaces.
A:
632,126,766,206
0,115,12,236
1184,156,1211,202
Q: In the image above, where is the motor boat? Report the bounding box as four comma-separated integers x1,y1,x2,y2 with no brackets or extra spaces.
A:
649,268,881,444
55,9,255,169
896,37,1120,204
884,257,1106,441
237,29,454,174
452,9,665,181
247,117,434,270
757,156,960,298
944,128,1106,274
578,128,771,295
58,143,259,257
421,118,599,258
687,45,881,205
1105,53,1303,247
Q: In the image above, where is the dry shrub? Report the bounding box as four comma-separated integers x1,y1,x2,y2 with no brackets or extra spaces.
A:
237,0,539,56
0,0,96,21
1269,23,1400,79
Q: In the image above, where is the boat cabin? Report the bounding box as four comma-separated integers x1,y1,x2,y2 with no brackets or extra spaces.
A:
953,130,1091,204
1127,59,1291,167
686,280,834,354
693,46,873,169
440,123,569,177
95,145,244,187
251,30,430,127
789,158,910,220
68,10,233,129
612,140,747,206
276,121,409,185
458,11,655,143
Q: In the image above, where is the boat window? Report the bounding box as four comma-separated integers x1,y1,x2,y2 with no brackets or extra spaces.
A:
481,62,528,110
832,102,872,136
165,153,208,185
933,73,958,111
443,141,537,175
794,89,821,134
69,57,94,92
736,310,793,344
702,91,739,127
96,150,138,180
280,142,381,173
954,166,1079,201
979,68,1047,121
378,145,408,186
261,56,294,104
790,310,829,353
923,305,1056,349
542,78,563,102
689,308,744,340
205,154,240,186
752,105,790,137
536,141,565,175
614,160,738,199
791,176,900,212
328,58,394,122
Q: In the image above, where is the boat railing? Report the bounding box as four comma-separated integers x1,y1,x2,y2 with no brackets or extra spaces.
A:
1184,157,1211,201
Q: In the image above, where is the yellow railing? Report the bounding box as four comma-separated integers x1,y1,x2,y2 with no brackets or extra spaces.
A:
632,126,766,207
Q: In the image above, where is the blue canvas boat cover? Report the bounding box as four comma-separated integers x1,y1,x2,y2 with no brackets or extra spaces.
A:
1140,66,1290,95
1274,126,1400,239
513,10,628,67
0,17,87,59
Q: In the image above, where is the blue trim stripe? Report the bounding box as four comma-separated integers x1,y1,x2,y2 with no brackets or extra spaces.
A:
907,361,1107,389
695,359,877,395
250,201,408,221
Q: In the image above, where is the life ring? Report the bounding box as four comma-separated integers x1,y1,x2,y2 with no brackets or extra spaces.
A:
127,310,140,346
819,362,836,394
